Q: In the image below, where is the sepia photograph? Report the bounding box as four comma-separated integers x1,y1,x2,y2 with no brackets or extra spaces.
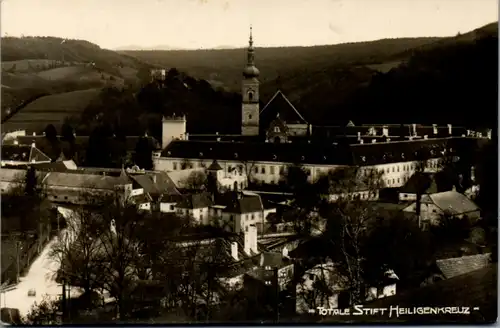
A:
0,0,498,324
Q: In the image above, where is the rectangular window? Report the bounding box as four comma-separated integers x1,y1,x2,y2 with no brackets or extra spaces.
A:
254,166,259,174
397,166,400,172
173,162,178,170
170,205,174,210
392,167,395,172
270,166,275,174
261,166,266,174
279,166,285,175
251,214,255,220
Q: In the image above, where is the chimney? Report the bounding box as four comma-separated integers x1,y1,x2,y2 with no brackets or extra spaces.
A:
244,224,258,255
424,135,428,140
231,242,239,261
13,140,19,145
32,132,36,136
357,131,361,141
382,126,389,137
447,124,452,135
432,124,438,135
371,139,377,144
467,130,471,136
185,132,189,140
152,175,157,184
412,124,417,136
487,129,492,139
359,139,364,144
386,138,391,142
31,142,36,148
471,166,476,183
216,137,221,142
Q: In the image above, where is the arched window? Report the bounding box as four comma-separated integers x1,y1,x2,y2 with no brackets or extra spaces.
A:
249,114,252,120
248,91,254,102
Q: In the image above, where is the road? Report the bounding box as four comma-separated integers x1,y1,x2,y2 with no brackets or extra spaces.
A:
0,207,83,318
0,232,83,318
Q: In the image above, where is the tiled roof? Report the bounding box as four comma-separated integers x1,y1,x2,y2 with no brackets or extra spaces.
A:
176,191,213,209
162,140,354,165
8,135,161,152
130,172,181,197
436,253,492,279
43,172,132,190
399,172,438,194
160,137,477,166
260,90,308,124
421,191,480,215
260,251,286,268
0,167,48,183
215,192,263,214
1,144,51,163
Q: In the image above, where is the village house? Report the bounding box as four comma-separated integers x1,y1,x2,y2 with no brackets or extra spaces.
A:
295,262,399,314
402,190,481,227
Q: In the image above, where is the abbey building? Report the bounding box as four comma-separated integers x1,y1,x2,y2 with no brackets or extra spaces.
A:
155,27,490,191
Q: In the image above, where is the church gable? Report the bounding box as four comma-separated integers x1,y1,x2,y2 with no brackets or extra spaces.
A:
260,90,308,125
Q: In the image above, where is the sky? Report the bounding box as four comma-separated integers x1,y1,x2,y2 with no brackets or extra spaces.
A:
1,0,498,50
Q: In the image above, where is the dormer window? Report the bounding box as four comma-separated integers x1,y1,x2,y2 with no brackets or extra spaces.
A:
273,154,277,160
323,156,327,160
361,156,366,162
199,152,203,157
274,126,280,133
382,155,386,160
301,156,305,161
265,266,271,270
167,151,171,156
401,153,405,159
234,153,238,158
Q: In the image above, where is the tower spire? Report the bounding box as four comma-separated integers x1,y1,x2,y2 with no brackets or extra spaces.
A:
249,25,253,47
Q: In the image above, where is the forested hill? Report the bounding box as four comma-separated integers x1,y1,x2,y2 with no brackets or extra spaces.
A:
121,37,443,93
2,36,150,77
77,22,498,142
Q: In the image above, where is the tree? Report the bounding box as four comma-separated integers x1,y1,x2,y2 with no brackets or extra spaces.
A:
364,214,434,288
85,125,113,167
43,124,61,161
24,295,62,325
60,122,76,160
93,195,148,319
49,202,107,310
310,167,385,306
133,136,154,170
239,160,257,185
182,171,208,191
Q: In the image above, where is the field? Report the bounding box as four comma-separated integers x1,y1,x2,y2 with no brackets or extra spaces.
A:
2,88,102,133
1,60,129,128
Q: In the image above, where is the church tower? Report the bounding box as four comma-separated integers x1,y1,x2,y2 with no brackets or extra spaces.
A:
241,26,260,136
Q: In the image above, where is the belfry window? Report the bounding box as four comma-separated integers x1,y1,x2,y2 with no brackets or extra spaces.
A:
249,114,252,120
248,92,254,102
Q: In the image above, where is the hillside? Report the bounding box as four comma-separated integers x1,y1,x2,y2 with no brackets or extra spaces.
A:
3,88,102,133
1,36,153,132
121,37,443,96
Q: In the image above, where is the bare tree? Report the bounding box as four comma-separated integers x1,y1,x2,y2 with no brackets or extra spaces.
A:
93,195,146,319
239,159,257,185
49,203,106,309
181,171,208,191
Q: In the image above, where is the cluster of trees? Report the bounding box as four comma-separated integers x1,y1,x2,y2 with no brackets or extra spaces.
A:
22,189,285,324
278,158,495,309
